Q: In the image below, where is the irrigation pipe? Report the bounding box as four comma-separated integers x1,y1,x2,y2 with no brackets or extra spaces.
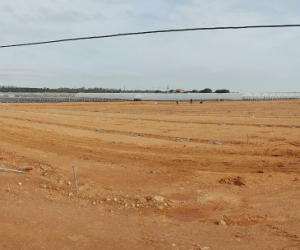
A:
1,166,24,174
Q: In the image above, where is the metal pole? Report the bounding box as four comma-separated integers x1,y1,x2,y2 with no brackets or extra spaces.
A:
1,166,24,174
73,166,79,193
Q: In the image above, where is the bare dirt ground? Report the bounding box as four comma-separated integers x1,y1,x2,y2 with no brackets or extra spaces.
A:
1,100,300,250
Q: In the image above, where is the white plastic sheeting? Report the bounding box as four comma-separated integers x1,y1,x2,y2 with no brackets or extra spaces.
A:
0,92,77,103
0,92,299,102
75,92,244,101
242,92,300,100
0,92,76,98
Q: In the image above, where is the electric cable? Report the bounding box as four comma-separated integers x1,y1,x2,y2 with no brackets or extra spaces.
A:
1,24,300,49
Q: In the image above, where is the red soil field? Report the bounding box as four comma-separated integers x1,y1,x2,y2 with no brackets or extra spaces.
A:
1,100,300,249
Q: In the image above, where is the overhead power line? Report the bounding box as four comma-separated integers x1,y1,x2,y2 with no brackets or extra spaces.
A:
1,24,300,49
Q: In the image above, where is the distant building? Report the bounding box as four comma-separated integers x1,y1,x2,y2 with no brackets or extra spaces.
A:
173,88,186,93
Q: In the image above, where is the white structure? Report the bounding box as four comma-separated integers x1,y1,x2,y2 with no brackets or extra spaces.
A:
242,92,300,100
0,92,299,103
75,92,244,101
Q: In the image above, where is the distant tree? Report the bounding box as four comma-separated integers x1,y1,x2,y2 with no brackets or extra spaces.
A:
199,88,212,93
215,89,230,93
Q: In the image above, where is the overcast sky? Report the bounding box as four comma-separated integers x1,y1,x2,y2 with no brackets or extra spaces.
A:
0,0,300,92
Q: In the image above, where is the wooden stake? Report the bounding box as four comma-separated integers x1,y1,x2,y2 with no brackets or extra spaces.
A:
73,166,79,193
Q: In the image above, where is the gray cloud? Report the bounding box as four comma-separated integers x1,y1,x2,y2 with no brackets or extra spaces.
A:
0,4,13,13
38,9,88,23
0,0,300,92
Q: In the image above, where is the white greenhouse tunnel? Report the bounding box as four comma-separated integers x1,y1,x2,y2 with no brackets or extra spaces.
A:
0,92,299,102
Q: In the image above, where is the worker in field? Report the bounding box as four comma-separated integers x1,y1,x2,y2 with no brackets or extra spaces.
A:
190,98,193,104
176,99,179,105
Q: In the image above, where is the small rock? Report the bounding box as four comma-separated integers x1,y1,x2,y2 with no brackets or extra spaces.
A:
199,247,210,250
153,196,165,202
67,181,71,185
217,220,227,226
41,184,47,188
68,192,73,197
18,182,22,186
113,198,118,202
172,243,176,247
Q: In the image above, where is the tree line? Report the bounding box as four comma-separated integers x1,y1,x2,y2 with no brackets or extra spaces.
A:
0,86,230,93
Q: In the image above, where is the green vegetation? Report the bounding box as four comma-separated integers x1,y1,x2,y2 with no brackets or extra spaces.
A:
0,87,122,93
198,88,213,93
0,86,230,93
214,89,230,93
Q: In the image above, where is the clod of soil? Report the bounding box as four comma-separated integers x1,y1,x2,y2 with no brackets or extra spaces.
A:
219,176,246,186
22,167,33,172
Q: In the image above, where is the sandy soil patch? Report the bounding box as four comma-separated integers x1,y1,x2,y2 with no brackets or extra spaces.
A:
1,100,300,249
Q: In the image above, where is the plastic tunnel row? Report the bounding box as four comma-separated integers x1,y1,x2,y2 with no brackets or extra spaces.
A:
0,92,299,103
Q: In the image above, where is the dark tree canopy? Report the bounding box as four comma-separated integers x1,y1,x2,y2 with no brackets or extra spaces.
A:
0,86,230,94
215,89,230,93
199,88,213,93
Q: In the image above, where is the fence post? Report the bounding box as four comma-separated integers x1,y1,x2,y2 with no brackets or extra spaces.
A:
73,166,79,193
